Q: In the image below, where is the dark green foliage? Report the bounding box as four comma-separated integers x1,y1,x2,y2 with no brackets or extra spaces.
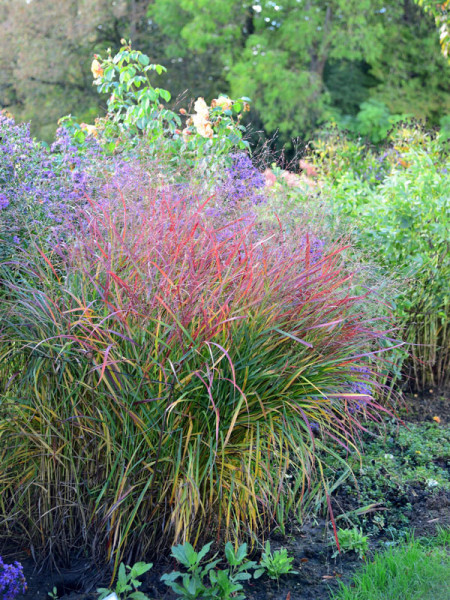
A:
331,419,449,536
149,0,449,147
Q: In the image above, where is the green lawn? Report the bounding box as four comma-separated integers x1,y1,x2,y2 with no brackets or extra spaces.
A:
331,530,450,600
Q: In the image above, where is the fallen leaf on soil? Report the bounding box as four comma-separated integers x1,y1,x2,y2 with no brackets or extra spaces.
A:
300,558,309,563
433,416,441,423
286,593,291,600
322,575,335,579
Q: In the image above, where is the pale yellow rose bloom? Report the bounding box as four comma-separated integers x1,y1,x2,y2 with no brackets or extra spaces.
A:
192,97,213,138
211,96,232,111
193,97,209,119
91,59,104,79
196,122,214,139
80,123,98,138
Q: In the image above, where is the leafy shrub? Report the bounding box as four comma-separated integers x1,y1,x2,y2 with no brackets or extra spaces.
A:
336,100,407,144
439,114,450,140
66,42,250,173
311,125,450,390
312,126,392,187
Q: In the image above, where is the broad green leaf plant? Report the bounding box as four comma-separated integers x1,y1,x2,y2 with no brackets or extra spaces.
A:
95,541,298,599
254,541,298,582
97,562,153,600
161,541,258,600
331,527,370,561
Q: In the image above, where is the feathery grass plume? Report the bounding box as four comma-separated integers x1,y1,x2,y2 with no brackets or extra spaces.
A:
0,172,396,574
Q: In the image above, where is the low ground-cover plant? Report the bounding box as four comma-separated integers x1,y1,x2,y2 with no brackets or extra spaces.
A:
331,527,369,560
328,420,449,537
0,164,396,572
330,529,450,600
254,541,298,582
97,540,296,599
310,124,450,390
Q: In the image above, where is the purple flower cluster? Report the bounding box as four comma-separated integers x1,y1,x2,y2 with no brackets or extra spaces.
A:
307,235,325,264
0,194,9,210
0,556,26,600
223,152,265,205
0,113,104,256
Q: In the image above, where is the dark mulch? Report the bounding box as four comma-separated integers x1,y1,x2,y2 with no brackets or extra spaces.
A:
398,390,450,426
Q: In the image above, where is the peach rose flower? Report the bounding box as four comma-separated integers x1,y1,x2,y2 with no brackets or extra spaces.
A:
91,59,104,79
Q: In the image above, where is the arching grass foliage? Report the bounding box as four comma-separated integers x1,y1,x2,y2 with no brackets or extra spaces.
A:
0,176,394,574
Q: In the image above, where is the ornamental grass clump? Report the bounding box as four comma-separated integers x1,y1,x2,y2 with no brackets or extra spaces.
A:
0,173,394,573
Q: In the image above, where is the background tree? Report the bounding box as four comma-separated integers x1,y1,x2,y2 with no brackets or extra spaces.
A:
415,0,449,57
0,0,149,140
0,0,449,145
150,0,450,146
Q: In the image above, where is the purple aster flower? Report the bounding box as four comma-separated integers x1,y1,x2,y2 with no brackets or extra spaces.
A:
0,194,9,209
0,555,27,600
222,152,265,205
348,366,373,411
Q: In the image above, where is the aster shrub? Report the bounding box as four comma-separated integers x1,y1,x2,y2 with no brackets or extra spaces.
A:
0,165,395,572
0,110,103,261
221,152,266,206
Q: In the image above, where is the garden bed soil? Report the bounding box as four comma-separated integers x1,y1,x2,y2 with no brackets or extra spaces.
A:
4,390,449,600
399,390,450,426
